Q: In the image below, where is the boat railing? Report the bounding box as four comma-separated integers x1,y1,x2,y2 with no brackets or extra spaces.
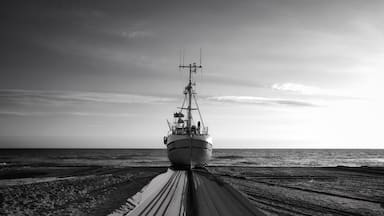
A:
169,126,209,136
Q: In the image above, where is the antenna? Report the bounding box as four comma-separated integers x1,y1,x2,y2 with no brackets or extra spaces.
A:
179,49,182,67
199,48,203,81
179,48,182,74
182,48,185,65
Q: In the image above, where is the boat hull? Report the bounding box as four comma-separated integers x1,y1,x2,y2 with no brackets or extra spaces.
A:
166,135,212,167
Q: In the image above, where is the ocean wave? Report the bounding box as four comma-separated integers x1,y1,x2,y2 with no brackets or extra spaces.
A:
214,155,244,159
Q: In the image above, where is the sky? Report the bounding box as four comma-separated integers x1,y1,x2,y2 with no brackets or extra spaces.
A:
0,0,383,148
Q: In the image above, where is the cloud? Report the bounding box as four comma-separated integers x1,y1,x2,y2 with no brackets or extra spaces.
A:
123,30,153,39
0,111,36,116
0,89,175,105
271,83,337,96
206,96,320,107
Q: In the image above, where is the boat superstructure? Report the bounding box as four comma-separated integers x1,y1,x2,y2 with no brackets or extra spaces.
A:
164,62,212,168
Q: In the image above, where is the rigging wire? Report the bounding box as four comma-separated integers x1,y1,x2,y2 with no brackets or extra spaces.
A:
179,95,186,113
193,94,205,128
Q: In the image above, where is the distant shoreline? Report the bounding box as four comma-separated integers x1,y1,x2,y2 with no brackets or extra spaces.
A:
2,148,384,149
2,148,384,168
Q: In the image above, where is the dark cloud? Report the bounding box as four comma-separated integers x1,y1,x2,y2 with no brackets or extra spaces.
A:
2,0,382,91
0,89,175,106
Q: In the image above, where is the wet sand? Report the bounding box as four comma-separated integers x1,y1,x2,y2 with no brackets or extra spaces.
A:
208,166,384,216
1,165,383,215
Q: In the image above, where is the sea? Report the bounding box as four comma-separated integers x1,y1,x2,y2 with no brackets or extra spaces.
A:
1,149,384,167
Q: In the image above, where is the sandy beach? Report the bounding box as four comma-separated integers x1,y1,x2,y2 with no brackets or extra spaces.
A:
1,164,383,215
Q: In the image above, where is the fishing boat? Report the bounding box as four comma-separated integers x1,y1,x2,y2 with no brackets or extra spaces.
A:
164,62,212,168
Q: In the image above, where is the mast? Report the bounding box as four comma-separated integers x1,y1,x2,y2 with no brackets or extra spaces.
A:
180,62,202,134
187,64,192,134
